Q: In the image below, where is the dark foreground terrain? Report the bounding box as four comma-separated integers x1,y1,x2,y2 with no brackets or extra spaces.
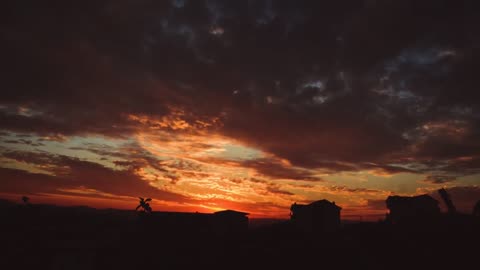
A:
1,201,478,270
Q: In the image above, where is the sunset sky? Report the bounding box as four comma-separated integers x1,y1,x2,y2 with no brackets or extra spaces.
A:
1,0,479,220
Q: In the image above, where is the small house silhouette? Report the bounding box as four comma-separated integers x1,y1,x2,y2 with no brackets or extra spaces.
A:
213,210,249,233
386,194,440,224
290,200,341,232
148,209,249,234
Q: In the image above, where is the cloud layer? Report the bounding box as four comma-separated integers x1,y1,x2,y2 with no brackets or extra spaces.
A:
1,0,479,217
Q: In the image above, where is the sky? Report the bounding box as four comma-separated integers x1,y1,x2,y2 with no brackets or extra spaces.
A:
1,0,479,220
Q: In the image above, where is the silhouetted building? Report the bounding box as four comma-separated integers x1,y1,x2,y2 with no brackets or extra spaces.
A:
213,210,249,233
149,209,249,234
290,200,341,232
150,211,213,232
386,194,440,223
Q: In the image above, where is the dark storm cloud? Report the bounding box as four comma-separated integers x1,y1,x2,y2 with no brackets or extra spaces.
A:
1,0,480,180
238,158,322,181
423,175,457,184
2,150,57,163
69,142,169,173
0,167,64,194
266,183,294,196
1,138,44,147
415,156,480,184
328,186,382,194
0,150,189,202
197,156,322,181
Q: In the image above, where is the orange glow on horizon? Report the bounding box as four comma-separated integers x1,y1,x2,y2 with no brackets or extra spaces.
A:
0,191,389,221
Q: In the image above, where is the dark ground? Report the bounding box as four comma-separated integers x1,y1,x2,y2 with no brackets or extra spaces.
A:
1,200,478,270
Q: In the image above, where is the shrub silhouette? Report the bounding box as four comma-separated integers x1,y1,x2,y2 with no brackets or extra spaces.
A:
21,196,30,205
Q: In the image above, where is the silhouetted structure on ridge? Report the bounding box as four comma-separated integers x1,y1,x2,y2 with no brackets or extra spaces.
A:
213,210,249,233
290,200,341,232
386,194,440,224
438,188,457,214
149,209,249,234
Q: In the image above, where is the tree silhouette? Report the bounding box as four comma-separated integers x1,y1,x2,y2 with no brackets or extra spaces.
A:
136,197,152,213
21,196,30,205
